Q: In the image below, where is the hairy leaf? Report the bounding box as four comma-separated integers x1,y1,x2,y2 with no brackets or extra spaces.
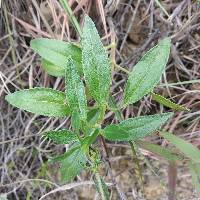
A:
160,131,200,163
82,15,111,105
137,141,182,161
87,108,100,125
124,38,171,105
103,112,173,141
44,129,78,144
60,146,87,182
31,38,82,76
5,88,69,117
41,59,65,77
81,129,100,151
151,92,189,111
49,145,80,163
65,57,87,121
108,96,123,121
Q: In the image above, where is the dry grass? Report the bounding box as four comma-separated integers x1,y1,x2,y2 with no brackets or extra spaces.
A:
0,0,200,199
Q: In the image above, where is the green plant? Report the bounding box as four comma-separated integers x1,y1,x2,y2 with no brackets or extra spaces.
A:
5,3,200,199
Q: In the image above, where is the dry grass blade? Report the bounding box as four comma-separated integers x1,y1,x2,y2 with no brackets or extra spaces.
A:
39,181,112,200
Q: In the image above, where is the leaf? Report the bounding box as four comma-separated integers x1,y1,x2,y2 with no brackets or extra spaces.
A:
31,38,82,76
137,141,182,161
108,95,123,122
93,173,110,200
65,57,87,120
82,15,111,105
87,108,100,125
103,125,127,141
49,145,80,163
103,112,173,141
5,88,70,117
124,38,171,105
151,92,189,111
48,144,87,182
60,146,87,182
188,162,200,194
81,129,100,151
41,59,65,77
160,131,200,163
44,129,78,144
83,108,100,135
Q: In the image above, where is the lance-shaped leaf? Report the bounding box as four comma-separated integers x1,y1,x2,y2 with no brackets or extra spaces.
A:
81,129,100,151
60,145,87,182
137,141,182,161
65,57,87,121
87,108,100,125
124,38,171,105
44,129,78,144
151,92,189,111
41,59,65,77
82,15,111,105
31,38,82,76
103,112,173,141
160,131,200,163
5,88,69,117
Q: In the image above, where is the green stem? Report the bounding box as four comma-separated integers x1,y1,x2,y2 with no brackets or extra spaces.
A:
109,97,144,191
129,141,144,189
154,0,170,18
114,63,130,74
105,42,116,50
94,172,109,200
59,0,82,37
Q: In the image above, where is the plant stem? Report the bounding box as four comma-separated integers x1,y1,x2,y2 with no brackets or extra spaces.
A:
110,97,144,193
59,0,82,37
154,0,170,18
114,63,130,74
94,172,109,200
129,141,144,190
105,42,116,50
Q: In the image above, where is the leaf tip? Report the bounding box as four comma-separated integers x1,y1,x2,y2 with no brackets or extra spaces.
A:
159,37,171,47
5,93,14,105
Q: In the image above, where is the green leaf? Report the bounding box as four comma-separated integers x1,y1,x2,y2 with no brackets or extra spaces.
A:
103,125,127,141
82,15,111,105
160,131,200,163
41,59,65,77
124,38,171,105
60,146,87,182
81,129,100,151
151,92,189,111
137,141,182,161
93,173,110,200
188,162,200,194
31,38,82,76
71,110,82,132
5,88,70,117
108,95,123,122
87,108,100,125
49,145,80,163
65,57,87,122
44,129,78,144
103,112,173,141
